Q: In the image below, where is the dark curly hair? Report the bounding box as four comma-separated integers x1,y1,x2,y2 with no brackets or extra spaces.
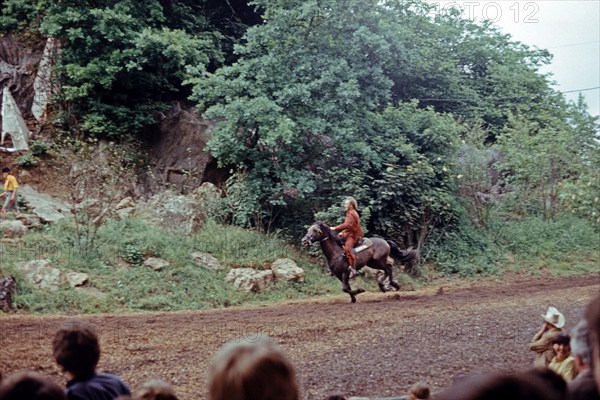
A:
52,322,100,377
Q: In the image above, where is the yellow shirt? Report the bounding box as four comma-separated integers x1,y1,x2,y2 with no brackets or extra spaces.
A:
4,174,18,192
549,355,577,381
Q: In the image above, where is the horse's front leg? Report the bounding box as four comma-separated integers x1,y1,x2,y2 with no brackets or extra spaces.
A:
341,272,365,303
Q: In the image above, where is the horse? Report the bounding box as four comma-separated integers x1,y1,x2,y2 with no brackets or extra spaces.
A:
301,221,419,303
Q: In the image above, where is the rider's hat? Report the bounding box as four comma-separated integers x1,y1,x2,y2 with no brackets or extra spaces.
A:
541,306,565,329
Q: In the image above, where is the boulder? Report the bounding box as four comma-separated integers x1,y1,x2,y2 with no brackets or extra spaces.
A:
14,259,64,290
191,182,224,220
18,185,72,223
143,257,170,271
225,268,274,292
191,252,222,272
0,219,28,238
66,272,88,287
16,213,42,229
115,197,136,219
271,258,305,283
135,190,202,235
0,275,16,312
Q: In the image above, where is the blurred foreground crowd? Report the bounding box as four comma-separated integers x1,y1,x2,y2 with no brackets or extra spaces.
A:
1,295,599,400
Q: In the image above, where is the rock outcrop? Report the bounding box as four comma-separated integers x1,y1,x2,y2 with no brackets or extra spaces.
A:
142,106,227,195
18,184,72,223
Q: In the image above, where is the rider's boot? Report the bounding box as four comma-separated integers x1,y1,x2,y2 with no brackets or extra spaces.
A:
349,263,358,279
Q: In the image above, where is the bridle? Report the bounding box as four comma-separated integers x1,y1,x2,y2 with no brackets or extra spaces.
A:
305,224,329,245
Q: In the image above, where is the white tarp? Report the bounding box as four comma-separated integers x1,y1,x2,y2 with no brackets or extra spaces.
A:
1,87,30,151
32,37,59,123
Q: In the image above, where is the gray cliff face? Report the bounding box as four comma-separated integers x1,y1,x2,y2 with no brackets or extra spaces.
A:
0,35,45,121
0,35,227,194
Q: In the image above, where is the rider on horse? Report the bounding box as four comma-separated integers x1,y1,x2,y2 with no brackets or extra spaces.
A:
331,197,364,278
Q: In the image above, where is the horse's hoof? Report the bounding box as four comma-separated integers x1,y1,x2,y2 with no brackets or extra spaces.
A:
357,288,366,294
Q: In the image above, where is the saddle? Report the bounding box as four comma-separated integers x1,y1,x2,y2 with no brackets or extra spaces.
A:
334,234,372,253
352,238,373,254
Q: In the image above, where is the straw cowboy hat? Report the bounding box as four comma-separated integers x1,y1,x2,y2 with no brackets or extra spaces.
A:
541,306,565,328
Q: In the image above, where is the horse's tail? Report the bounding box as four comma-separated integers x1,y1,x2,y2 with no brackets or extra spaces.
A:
387,240,420,263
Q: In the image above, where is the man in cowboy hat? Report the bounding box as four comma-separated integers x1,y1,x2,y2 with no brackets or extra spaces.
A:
530,306,566,367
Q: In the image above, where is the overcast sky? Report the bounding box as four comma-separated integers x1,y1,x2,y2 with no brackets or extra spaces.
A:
424,0,600,117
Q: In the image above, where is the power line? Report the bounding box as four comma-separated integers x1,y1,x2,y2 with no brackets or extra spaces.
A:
415,87,599,102
547,40,600,49
561,86,600,94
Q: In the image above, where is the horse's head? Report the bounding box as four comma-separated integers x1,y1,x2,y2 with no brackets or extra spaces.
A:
301,221,329,246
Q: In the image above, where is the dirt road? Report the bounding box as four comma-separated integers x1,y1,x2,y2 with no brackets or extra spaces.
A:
1,274,599,399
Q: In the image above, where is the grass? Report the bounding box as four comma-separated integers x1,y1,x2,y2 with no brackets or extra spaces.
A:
1,215,597,315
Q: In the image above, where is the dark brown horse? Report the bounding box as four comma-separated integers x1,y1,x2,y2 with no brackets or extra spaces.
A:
301,221,419,303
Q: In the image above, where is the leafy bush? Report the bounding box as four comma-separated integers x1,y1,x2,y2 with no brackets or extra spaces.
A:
16,154,38,167
29,140,50,157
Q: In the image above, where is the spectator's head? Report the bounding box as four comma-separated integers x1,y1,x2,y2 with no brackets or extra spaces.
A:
542,306,566,329
207,335,299,400
570,319,593,372
586,294,600,393
52,322,100,378
409,382,431,400
133,379,178,400
0,371,66,400
552,333,572,361
437,368,567,400
324,394,346,400
1,167,10,176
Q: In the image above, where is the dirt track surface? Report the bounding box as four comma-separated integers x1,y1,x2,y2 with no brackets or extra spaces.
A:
1,274,599,399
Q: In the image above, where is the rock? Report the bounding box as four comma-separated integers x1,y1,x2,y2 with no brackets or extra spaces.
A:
191,252,222,272
116,207,135,220
135,190,202,235
225,268,274,292
143,108,226,195
0,220,28,238
271,258,304,283
192,182,225,221
143,257,170,271
14,259,64,290
0,35,44,119
115,197,136,219
0,275,16,312
18,185,72,223
16,213,42,229
66,272,88,287
116,197,135,210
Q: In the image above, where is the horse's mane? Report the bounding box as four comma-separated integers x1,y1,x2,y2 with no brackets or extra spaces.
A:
315,221,343,245
314,220,330,232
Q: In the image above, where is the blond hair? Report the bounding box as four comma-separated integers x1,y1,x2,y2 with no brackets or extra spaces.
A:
344,197,358,210
208,335,299,400
133,379,178,400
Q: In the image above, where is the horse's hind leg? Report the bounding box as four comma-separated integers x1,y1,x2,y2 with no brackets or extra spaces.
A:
386,264,401,291
376,262,400,291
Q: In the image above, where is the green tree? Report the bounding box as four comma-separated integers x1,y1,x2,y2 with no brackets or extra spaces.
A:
0,0,261,138
496,95,599,221
192,0,463,241
39,0,222,138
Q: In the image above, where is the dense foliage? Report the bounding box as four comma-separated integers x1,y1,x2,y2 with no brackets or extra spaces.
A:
0,0,261,137
1,0,598,281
